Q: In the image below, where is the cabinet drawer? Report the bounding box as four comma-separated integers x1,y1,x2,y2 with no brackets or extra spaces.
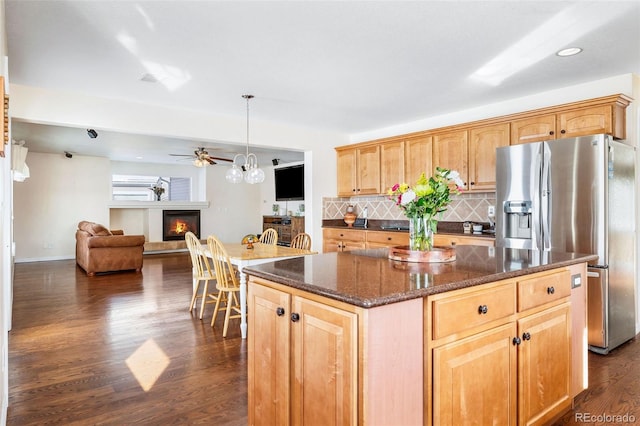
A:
366,231,409,246
517,270,570,312
434,234,495,247
432,283,516,339
323,228,366,242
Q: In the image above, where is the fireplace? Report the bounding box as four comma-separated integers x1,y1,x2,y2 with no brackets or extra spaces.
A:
163,210,201,241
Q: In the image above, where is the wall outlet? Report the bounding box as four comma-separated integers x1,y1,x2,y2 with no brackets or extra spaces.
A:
487,206,495,217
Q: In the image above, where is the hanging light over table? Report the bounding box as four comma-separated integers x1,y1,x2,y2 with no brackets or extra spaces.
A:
226,94,265,184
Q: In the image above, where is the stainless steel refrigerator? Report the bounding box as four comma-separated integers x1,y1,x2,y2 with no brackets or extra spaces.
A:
495,134,636,354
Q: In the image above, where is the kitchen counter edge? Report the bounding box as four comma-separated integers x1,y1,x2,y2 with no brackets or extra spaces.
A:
243,252,598,309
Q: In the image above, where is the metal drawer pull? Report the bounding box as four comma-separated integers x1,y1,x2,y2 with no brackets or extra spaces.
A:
478,305,488,315
276,307,285,316
547,286,555,294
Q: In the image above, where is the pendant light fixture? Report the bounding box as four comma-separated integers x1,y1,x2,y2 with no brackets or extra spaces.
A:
225,94,265,184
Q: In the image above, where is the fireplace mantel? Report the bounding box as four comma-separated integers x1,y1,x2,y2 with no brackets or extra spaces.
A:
108,201,210,209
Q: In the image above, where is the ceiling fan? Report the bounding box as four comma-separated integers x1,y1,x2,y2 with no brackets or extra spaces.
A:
169,147,233,166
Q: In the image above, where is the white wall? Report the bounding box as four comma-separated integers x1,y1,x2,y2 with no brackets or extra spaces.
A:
353,73,637,143
13,153,111,262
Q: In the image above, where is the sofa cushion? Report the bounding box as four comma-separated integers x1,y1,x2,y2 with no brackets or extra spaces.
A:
78,221,112,236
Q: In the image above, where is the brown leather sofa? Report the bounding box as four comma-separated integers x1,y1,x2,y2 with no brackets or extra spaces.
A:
75,221,146,276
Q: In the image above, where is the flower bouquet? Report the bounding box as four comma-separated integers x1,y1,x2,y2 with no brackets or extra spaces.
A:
150,185,165,201
388,167,463,251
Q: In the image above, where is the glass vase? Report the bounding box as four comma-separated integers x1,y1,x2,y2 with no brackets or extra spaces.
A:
409,216,434,251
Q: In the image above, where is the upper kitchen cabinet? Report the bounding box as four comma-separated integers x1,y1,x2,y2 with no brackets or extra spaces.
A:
433,130,469,190
336,145,380,196
380,140,405,193
404,135,433,184
469,123,510,191
511,94,631,144
511,114,557,145
558,104,613,138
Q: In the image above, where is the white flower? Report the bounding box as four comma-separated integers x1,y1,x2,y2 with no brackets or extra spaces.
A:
400,189,416,205
448,170,464,187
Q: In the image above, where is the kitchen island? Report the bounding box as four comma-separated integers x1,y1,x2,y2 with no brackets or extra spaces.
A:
244,246,597,425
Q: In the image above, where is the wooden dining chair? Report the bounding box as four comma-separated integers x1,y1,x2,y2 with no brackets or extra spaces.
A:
185,231,217,320
290,232,312,250
207,234,242,337
259,228,278,245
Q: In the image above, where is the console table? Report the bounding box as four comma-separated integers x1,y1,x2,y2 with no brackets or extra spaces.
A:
263,215,305,246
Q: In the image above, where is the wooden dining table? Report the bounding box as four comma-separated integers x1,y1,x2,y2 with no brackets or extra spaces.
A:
203,242,316,339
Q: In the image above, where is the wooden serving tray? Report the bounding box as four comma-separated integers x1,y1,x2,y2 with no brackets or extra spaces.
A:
388,245,456,263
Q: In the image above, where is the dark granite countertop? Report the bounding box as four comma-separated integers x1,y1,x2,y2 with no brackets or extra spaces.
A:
322,219,496,238
243,246,597,308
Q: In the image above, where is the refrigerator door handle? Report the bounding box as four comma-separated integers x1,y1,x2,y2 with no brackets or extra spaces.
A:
541,147,551,250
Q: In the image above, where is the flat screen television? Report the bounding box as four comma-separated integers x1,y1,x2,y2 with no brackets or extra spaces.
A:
275,164,304,201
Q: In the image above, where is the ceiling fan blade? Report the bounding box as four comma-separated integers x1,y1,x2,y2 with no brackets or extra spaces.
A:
205,157,216,165
169,153,194,157
207,156,233,162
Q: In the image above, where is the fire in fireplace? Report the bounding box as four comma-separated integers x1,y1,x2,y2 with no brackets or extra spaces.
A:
163,210,201,241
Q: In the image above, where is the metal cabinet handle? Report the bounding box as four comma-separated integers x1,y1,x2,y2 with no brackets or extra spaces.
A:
276,307,285,316
513,337,522,345
522,332,531,341
291,313,300,322
478,305,488,315
547,286,555,295
560,129,566,134
549,131,554,135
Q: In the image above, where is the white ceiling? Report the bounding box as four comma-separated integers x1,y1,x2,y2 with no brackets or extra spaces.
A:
5,1,640,165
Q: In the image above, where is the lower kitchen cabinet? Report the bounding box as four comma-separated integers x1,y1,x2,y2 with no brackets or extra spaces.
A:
427,268,572,426
433,323,517,425
248,276,425,426
517,303,571,425
248,280,357,425
322,228,366,252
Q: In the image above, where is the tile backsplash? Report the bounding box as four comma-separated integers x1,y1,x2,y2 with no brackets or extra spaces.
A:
323,192,496,223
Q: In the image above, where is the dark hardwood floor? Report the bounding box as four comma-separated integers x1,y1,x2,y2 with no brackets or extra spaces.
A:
7,253,640,425
8,253,247,425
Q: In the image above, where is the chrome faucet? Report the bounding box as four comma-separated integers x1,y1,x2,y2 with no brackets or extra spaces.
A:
363,207,368,228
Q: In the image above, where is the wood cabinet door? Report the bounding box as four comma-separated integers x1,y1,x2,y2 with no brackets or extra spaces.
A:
248,284,291,426
432,323,517,425
291,217,305,239
405,135,433,184
469,123,510,191
336,149,357,196
356,145,381,195
291,296,358,425
517,303,571,426
380,141,405,193
558,105,612,138
433,130,468,189
511,114,557,145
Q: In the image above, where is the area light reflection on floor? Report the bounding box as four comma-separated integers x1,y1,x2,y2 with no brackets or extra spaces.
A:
125,338,170,391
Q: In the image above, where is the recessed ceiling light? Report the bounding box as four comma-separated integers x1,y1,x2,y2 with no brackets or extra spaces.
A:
556,47,583,57
140,73,159,83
